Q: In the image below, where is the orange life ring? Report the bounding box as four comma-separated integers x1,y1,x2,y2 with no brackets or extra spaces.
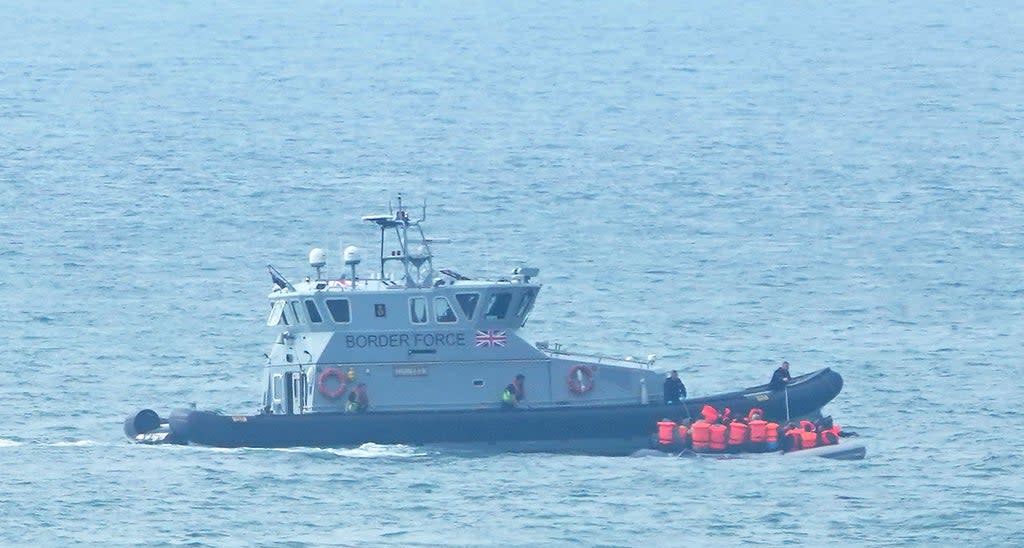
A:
567,365,594,394
317,367,347,398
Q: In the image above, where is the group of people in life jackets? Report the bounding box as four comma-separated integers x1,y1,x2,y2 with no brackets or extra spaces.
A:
656,404,844,454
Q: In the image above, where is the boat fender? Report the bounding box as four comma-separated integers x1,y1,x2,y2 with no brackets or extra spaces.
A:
567,365,594,394
317,367,348,398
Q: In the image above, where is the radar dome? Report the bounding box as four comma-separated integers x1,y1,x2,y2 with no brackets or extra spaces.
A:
308,248,327,268
343,245,362,265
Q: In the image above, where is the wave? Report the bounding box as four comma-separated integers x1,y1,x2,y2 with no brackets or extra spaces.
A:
325,443,428,458
50,440,99,447
0,438,22,447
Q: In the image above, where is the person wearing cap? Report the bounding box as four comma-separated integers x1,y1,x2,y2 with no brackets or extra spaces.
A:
769,361,792,390
663,370,687,404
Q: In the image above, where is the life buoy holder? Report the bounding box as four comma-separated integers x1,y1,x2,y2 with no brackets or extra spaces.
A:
317,367,347,399
567,365,594,394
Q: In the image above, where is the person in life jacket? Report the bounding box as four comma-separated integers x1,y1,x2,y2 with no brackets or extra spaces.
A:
657,419,677,446
700,404,719,423
690,419,712,452
500,384,517,408
677,422,690,449
782,423,803,452
726,417,749,453
765,421,780,451
708,422,727,452
747,411,769,453
799,422,818,450
346,383,369,413
501,374,526,409
816,416,840,446
720,407,733,426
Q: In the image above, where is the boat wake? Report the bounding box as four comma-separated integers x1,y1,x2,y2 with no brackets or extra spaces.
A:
321,443,430,459
0,438,22,448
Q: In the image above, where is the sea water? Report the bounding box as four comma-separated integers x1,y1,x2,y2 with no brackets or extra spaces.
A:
1,1,1022,545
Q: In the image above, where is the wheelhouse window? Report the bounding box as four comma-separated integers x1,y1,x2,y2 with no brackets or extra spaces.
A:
434,297,457,323
515,290,536,319
267,300,287,326
325,299,351,323
305,300,323,323
455,293,479,319
289,301,303,324
410,297,428,324
484,292,512,320
272,374,284,405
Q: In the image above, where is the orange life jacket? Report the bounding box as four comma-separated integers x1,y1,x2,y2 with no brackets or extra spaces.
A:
727,421,748,446
799,419,815,431
819,430,838,446
700,405,719,423
765,422,779,443
818,424,840,446
800,429,818,449
746,407,764,422
691,420,711,449
657,420,676,445
709,423,727,451
748,419,768,443
677,425,689,445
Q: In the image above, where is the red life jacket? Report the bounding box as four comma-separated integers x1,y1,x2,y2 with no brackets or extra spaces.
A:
708,424,727,451
657,420,676,445
727,421,748,446
765,422,779,443
691,420,711,449
800,429,818,449
677,425,689,445
746,407,764,422
700,405,719,423
748,420,768,443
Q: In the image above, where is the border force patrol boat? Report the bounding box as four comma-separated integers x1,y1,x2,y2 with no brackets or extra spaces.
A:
125,196,843,455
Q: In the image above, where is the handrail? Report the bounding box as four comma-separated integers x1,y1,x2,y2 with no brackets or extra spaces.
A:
534,341,656,369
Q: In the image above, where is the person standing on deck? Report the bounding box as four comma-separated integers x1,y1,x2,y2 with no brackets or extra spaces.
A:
663,370,687,404
769,361,792,390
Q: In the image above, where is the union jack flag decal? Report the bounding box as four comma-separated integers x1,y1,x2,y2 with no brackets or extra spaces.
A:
475,330,507,348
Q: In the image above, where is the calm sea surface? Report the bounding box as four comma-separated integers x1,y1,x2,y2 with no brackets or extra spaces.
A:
2,1,1023,545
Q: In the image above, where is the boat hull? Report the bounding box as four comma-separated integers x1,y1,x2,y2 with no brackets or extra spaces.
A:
131,367,843,455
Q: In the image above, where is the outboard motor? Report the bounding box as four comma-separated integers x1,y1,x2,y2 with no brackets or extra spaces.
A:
124,409,162,438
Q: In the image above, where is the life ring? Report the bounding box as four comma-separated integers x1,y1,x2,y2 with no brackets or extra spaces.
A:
317,367,347,398
567,365,594,394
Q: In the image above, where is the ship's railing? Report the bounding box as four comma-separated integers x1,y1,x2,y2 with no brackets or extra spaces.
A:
534,341,656,369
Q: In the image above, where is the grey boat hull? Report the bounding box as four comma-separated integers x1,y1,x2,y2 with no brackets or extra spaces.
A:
127,367,842,455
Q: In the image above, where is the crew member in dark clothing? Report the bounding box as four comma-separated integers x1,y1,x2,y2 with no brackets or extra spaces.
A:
512,374,525,402
663,370,687,404
769,361,792,390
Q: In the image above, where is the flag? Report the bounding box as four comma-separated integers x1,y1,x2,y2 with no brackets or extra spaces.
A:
475,330,507,348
